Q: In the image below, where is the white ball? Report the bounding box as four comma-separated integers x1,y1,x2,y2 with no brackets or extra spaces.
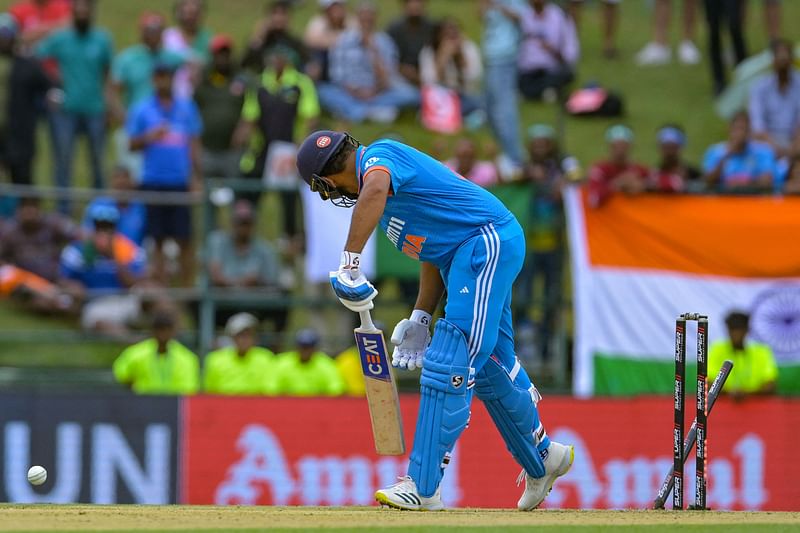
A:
27,465,47,486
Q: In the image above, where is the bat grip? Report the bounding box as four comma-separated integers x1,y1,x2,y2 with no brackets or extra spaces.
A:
359,310,375,331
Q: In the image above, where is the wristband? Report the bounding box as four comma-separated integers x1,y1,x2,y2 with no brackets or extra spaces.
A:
340,251,362,270
410,309,432,327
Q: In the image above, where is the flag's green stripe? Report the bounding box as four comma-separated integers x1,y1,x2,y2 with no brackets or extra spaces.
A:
593,353,800,396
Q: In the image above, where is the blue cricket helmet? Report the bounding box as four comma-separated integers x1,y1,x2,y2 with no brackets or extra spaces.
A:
296,130,358,207
296,130,348,186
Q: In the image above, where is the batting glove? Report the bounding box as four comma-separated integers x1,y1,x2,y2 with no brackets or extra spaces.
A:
329,251,378,313
390,310,432,371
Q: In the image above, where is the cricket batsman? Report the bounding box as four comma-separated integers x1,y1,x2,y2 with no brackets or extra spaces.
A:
296,131,573,511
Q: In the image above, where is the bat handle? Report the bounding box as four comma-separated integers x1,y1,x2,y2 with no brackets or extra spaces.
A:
359,310,375,331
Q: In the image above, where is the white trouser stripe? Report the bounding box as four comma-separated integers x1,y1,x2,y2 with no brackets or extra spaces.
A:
469,224,501,363
472,224,500,363
468,229,492,357
468,226,494,357
471,226,493,357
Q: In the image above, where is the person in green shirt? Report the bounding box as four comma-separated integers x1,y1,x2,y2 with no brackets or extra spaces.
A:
204,312,277,395
272,328,346,396
708,311,778,400
36,0,113,203
113,309,199,395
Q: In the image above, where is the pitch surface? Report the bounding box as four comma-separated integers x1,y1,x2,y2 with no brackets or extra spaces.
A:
1,505,799,532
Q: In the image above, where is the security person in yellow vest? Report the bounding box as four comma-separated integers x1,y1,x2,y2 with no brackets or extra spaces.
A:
113,309,199,395
335,345,366,397
204,312,277,395
272,328,346,396
709,311,778,400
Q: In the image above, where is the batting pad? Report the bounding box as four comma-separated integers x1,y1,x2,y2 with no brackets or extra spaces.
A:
407,319,471,497
474,356,548,478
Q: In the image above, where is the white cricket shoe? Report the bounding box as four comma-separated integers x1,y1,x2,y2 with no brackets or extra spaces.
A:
375,476,444,511
678,40,701,65
517,441,575,511
635,42,671,66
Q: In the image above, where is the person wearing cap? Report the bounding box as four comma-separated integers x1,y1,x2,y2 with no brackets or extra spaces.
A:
203,312,278,395
295,129,573,510
59,202,148,335
36,0,113,204
386,0,436,87
109,11,186,182
708,310,778,400
127,59,203,286
271,328,346,396
702,111,775,193
207,199,287,337
515,124,581,364
113,308,200,395
0,12,52,186
651,124,701,193
163,0,213,99
242,0,306,73
303,0,357,81
587,124,650,207
318,0,420,124
194,34,248,181
81,165,147,246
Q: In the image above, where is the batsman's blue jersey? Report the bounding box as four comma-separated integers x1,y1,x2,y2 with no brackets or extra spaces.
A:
357,140,514,270
354,139,548,498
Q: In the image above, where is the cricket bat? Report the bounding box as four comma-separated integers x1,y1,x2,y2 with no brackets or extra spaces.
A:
354,310,406,455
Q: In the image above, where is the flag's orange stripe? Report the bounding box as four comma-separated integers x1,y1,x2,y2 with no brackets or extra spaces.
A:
582,189,800,278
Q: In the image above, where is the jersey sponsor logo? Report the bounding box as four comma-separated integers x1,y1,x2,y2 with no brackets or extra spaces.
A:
316,135,331,148
364,157,380,170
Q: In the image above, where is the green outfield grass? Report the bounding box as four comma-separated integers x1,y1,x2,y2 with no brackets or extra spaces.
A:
0,0,793,369
1,505,799,533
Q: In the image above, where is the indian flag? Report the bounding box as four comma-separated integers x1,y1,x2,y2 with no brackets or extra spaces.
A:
564,188,800,397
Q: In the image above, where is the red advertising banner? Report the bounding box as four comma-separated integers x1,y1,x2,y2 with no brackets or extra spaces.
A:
181,395,800,510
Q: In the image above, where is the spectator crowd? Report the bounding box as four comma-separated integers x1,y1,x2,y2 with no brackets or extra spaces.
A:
0,0,797,384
